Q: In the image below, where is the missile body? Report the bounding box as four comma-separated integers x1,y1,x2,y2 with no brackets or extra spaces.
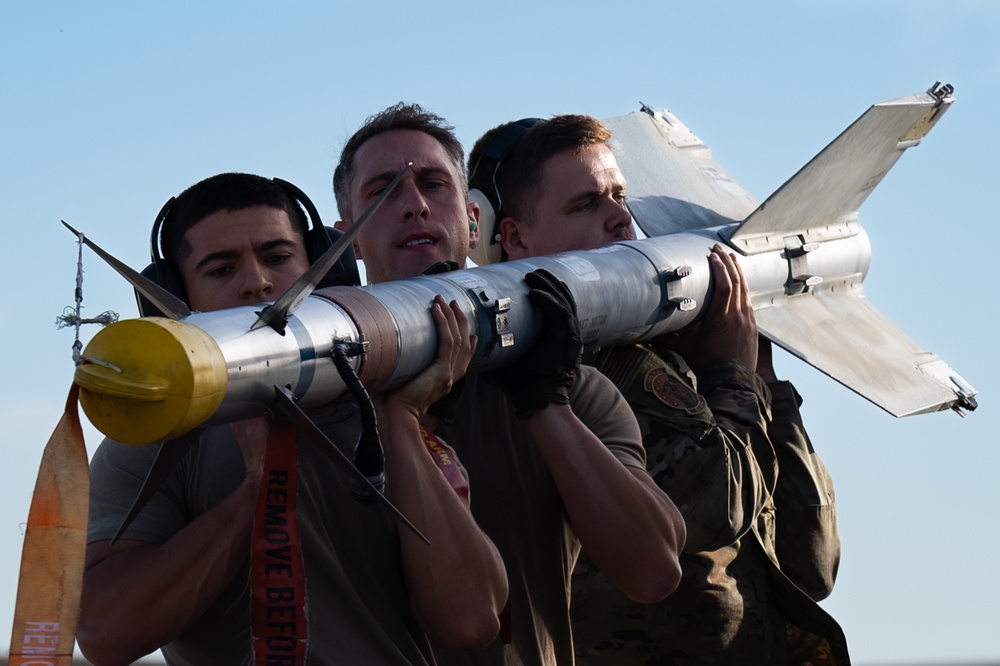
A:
76,227,872,445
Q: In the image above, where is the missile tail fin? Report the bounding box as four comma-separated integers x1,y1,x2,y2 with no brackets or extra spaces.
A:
729,85,955,255
602,107,759,238
755,288,976,417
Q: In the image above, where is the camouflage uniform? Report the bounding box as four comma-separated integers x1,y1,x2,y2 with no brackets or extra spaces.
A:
572,343,848,665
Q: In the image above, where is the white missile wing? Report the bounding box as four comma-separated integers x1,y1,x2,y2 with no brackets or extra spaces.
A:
604,104,759,235
603,83,976,416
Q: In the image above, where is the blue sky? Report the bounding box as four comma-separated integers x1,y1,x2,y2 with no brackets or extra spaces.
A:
2,2,998,663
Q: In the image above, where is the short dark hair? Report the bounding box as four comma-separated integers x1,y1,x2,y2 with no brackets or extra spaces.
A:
161,172,309,265
333,102,466,222
468,114,612,224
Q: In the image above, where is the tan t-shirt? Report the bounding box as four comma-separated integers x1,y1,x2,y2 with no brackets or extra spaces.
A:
88,404,435,665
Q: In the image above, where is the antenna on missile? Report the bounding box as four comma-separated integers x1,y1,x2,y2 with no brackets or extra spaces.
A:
251,163,413,334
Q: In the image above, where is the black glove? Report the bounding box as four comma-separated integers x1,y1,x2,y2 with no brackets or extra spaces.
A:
483,269,582,419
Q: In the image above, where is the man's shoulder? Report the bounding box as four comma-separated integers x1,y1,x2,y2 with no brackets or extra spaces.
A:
90,425,242,492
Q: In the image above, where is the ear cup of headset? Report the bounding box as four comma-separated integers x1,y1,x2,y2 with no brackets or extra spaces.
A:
467,117,544,266
468,188,501,266
275,178,361,289
312,226,361,289
135,259,188,318
136,196,185,317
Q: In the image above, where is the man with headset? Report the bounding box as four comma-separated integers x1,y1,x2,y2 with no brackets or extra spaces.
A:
78,172,508,665
332,103,686,666
466,115,848,665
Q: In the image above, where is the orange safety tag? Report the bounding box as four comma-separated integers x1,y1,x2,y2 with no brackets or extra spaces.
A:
9,384,89,666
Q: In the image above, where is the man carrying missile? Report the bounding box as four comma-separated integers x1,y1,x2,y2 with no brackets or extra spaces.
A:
78,173,508,665
332,103,686,666
467,114,848,665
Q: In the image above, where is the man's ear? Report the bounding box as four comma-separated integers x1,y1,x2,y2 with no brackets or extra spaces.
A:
466,201,481,247
499,216,529,261
333,219,363,260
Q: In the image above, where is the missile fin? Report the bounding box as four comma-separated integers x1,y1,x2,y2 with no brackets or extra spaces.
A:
251,164,412,333
755,287,976,416
602,108,758,238
272,387,430,545
61,221,192,320
728,85,955,255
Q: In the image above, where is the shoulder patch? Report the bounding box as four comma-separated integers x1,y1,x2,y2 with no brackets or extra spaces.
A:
644,367,702,414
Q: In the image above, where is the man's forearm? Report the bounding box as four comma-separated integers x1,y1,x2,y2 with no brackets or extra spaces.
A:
377,401,508,651
526,404,685,604
78,476,258,665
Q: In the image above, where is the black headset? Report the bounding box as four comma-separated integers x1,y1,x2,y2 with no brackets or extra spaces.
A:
137,177,360,316
467,118,544,265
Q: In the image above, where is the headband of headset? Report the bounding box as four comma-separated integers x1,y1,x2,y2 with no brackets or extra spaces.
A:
137,176,360,317
468,117,544,266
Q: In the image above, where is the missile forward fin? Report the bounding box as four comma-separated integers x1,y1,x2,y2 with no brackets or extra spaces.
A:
755,287,977,416
728,83,955,255
251,164,412,333
61,221,192,320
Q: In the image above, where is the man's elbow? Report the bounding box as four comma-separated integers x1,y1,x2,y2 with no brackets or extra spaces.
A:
620,523,686,604
622,553,683,604
798,559,839,601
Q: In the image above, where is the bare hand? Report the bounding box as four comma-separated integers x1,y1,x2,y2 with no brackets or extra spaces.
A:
660,244,758,371
383,295,476,420
230,416,271,482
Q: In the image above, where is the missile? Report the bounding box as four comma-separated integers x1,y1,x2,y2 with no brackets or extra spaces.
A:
74,84,977,446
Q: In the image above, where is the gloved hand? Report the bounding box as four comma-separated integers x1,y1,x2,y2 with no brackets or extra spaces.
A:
484,269,582,419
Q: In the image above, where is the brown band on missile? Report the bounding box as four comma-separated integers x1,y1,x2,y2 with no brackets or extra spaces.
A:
313,287,400,393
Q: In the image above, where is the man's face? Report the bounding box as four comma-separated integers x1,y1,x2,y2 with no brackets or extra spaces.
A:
178,205,311,312
501,143,635,260
344,129,477,283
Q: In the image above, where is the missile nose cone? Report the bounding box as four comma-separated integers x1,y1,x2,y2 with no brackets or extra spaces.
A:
75,318,227,444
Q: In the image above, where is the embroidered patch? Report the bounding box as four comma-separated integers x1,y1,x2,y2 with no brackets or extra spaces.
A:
644,367,701,413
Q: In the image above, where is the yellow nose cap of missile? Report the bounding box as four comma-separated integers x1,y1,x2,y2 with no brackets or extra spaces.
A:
75,318,227,444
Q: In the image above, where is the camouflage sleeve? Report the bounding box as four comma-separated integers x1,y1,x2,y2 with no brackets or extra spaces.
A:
767,381,840,601
596,344,777,553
